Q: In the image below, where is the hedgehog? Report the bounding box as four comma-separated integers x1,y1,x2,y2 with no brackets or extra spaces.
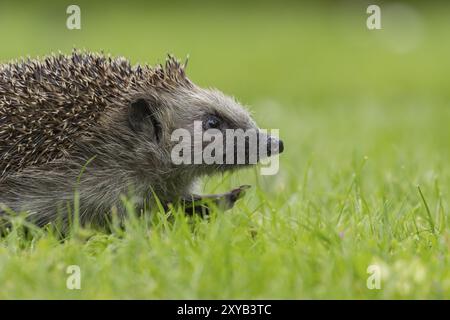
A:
0,50,284,230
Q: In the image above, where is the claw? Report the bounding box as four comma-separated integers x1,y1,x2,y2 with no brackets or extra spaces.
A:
181,185,251,216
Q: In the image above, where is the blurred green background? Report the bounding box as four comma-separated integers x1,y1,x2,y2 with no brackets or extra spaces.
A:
1,0,449,168
1,0,449,102
0,0,449,299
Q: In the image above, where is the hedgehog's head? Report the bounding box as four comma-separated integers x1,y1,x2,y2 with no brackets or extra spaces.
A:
127,84,283,178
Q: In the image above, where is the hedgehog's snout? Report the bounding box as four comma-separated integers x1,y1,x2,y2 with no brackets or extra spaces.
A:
266,136,284,156
256,132,283,158
235,132,284,165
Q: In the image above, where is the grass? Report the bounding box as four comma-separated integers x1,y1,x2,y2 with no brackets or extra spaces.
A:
0,1,449,299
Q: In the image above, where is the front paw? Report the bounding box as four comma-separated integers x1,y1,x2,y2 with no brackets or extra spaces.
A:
181,185,251,216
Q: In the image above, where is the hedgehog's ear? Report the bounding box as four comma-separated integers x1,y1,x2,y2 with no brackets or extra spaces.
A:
128,98,162,142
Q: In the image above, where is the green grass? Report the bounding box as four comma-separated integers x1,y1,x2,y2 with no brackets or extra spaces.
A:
0,1,449,299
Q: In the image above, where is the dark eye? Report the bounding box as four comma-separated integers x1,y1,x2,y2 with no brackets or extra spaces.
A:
203,115,221,130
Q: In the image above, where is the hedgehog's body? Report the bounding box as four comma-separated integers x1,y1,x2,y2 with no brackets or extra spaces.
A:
0,52,188,177
0,51,283,230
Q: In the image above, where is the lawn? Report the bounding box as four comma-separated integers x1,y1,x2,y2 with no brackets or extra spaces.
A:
0,1,449,299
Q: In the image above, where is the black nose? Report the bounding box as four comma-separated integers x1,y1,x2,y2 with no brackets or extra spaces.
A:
279,139,284,154
267,137,284,156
